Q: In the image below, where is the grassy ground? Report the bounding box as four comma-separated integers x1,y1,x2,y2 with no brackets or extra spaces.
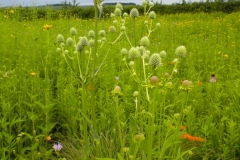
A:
0,6,240,160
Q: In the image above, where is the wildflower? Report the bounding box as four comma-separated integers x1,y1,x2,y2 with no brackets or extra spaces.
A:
46,136,51,141
140,36,150,47
133,91,138,97
180,80,193,90
53,142,63,151
149,53,161,67
198,81,203,86
129,47,141,59
209,74,216,83
9,9,14,14
175,45,187,57
150,76,159,85
180,125,186,130
70,27,77,35
181,134,205,142
43,24,52,30
148,11,156,19
163,72,170,78
159,50,167,58
30,72,37,76
112,86,123,95
88,30,95,39
130,8,139,18
134,133,145,142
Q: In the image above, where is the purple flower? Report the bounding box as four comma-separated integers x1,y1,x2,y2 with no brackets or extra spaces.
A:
53,142,63,151
210,74,216,83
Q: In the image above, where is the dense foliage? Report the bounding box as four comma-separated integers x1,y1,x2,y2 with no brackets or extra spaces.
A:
1,1,240,20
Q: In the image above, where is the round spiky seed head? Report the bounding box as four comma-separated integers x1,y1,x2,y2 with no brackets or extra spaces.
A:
88,39,94,47
88,30,95,38
144,20,149,25
130,8,139,18
150,76,159,85
142,0,147,6
123,12,128,17
70,27,77,35
156,23,160,27
181,80,193,89
175,45,187,57
99,30,106,37
116,3,123,10
114,8,122,16
159,50,167,58
57,34,64,42
76,42,84,52
79,37,88,47
121,48,128,55
120,26,126,32
101,37,107,42
140,36,150,47
66,37,74,46
129,47,141,59
56,48,61,53
149,2,154,7
109,26,116,33
148,11,156,19
166,82,173,88
149,53,161,67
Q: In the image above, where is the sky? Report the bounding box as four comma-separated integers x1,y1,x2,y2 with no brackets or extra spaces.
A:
0,0,205,7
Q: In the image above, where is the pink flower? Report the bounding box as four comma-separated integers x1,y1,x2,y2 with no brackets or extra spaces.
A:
210,74,216,83
53,142,63,151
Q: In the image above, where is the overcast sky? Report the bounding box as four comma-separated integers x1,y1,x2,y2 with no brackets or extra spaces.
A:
0,0,205,7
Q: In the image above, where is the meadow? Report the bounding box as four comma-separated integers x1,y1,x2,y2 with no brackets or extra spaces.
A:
0,1,240,160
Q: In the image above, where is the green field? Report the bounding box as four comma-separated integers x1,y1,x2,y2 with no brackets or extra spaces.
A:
0,2,240,160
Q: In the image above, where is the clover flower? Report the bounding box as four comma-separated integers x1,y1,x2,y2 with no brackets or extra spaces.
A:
209,74,216,83
53,142,63,151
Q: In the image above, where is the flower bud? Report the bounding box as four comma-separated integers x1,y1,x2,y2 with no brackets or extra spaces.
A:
99,30,106,37
76,42,84,52
56,48,61,53
133,91,139,97
116,3,123,10
175,45,187,57
109,26,116,33
120,48,128,55
140,36,150,47
156,23,161,27
123,12,128,17
159,50,167,58
79,37,88,47
164,72,170,78
70,27,77,35
129,47,140,59
129,61,134,67
142,0,147,6
57,34,64,42
148,11,156,19
114,8,122,16
120,26,126,32
88,30,95,38
88,39,94,47
149,2,154,7
66,37,74,46
150,76,159,85
149,53,161,67
130,8,139,18
134,133,145,142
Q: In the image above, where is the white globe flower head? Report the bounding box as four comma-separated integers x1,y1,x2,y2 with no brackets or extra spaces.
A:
149,2,154,7
175,45,187,57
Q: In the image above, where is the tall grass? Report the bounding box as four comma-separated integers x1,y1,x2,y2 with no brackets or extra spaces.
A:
0,2,240,160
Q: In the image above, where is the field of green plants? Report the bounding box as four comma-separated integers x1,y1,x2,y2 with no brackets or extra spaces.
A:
0,1,240,160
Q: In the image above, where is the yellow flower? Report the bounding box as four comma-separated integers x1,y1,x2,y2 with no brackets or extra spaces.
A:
30,72,37,76
43,24,52,30
46,136,51,141
10,9,14,14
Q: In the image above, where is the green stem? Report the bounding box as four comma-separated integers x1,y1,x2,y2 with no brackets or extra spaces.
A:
124,32,133,47
142,57,150,101
115,95,124,155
